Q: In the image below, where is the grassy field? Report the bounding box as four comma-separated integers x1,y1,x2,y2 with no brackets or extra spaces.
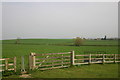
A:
2,39,119,57
2,39,118,45
3,64,119,78
1,39,119,78
30,64,119,78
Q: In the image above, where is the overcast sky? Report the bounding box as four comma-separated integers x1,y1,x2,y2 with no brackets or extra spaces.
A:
2,2,118,39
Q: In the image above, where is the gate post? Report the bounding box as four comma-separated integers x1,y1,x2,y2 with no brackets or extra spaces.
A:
70,50,75,66
21,56,26,73
14,57,16,72
30,53,36,70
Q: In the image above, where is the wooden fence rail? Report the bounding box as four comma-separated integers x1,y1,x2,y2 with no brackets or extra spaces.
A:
0,57,16,72
74,54,120,65
28,51,120,71
29,51,73,70
1,51,119,72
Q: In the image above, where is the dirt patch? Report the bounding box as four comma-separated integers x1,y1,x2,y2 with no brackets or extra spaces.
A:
19,74,32,78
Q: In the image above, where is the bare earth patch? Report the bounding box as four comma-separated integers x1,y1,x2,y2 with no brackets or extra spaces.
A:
19,74,32,78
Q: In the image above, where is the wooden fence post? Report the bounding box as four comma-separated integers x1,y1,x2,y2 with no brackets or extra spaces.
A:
89,54,91,64
102,54,105,64
33,53,36,69
61,54,63,67
70,50,75,66
14,57,16,72
21,56,26,73
29,54,32,70
31,53,36,70
5,58,8,70
114,54,116,63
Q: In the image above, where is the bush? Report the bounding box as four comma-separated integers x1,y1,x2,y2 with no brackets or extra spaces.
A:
15,38,21,44
2,71,15,77
74,37,84,46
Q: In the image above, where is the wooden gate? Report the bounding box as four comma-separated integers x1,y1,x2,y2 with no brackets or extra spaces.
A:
29,51,120,70
0,57,16,72
29,51,74,70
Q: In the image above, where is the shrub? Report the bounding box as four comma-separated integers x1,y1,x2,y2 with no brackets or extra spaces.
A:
15,37,21,44
74,37,84,46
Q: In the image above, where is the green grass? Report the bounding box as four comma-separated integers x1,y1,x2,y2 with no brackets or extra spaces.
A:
1,39,119,78
2,39,118,45
31,64,119,78
2,39,119,57
3,64,119,78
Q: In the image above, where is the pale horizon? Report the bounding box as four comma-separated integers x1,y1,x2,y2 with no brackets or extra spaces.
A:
2,2,118,40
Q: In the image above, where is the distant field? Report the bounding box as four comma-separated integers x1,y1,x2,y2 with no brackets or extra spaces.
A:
1,39,119,78
2,39,119,57
2,39,118,45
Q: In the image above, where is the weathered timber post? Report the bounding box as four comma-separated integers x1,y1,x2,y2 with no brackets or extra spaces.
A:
31,53,36,70
70,50,75,66
5,58,8,70
61,54,63,67
102,54,105,64
29,54,32,70
89,54,91,64
14,57,16,72
21,56,26,72
114,54,116,63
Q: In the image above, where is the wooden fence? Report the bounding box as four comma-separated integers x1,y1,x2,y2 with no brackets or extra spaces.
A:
29,51,120,70
0,52,119,72
74,54,120,65
0,57,16,72
29,51,73,70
